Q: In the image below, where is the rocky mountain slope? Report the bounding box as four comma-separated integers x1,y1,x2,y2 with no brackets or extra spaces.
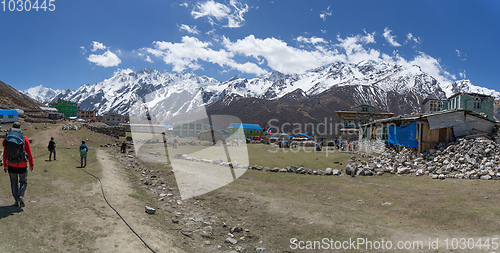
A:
22,60,500,129
0,80,44,110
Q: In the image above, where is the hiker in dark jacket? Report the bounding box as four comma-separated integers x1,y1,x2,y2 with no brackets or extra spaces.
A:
48,137,56,161
2,122,34,208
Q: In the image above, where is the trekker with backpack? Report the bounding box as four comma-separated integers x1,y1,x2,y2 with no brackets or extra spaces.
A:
79,140,88,168
2,122,34,208
48,137,56,161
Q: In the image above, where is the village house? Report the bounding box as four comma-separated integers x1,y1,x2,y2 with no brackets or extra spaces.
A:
103,113,125,126
360,109,497,153
173,120,205,138
421,98,447,113
227,123,263,141
77,109,98,122
0,110,19,123
447,92,494,119
49,99,77,117
334,105,394,141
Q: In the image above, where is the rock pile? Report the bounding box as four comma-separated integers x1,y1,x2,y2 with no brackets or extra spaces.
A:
351,136,500,180
61,124,80,130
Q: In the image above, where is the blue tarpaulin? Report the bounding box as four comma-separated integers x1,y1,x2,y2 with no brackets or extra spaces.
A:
388,122,418,148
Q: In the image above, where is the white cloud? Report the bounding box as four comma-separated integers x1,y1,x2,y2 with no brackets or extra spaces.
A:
191,0,249,28
138,28,456,88
180,2,189,8
336,31,376,60
406,33,421,44
87,50,122,67
91,41,107,51
296,36,327,45
459,70,466,79
455,49,467,61
319,6,332,21
179,24,200,34
382,27,401,47
145,36,266,75
223,35,344,74
138,52,154,63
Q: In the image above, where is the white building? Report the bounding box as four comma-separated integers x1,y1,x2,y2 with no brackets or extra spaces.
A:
0,110,19,123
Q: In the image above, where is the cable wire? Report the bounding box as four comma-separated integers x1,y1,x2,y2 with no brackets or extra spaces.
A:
65,149,157,253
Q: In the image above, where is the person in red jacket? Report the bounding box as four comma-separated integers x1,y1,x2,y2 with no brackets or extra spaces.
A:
2,122,34,208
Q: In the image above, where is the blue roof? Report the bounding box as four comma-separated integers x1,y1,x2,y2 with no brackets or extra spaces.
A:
229,123,262,130
0,110,19,116
298,133,314,139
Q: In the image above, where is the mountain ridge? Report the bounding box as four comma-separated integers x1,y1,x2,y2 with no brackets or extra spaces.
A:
20,61,500,127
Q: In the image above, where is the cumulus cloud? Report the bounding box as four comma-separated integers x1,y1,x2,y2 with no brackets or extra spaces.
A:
223,35,344,74
383,27,401,47
336,31,377,63
87,50,122,67
191,0,249,28
139,28,456,88
145,36,266,75
91,41,107,51
179,24,200,34
296,36,327,45
319,6,332,21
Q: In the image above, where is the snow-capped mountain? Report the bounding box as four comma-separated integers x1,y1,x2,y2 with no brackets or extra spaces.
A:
22,85,62,105
24,60,499,125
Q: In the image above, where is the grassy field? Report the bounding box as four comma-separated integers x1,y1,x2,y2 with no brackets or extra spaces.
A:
1,123,499,252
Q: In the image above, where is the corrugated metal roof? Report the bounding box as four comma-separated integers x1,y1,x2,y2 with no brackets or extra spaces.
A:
229,123,262,130
298,133,314,138
0,110,19,115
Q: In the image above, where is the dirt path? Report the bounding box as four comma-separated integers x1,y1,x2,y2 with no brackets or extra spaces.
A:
93,149,180,253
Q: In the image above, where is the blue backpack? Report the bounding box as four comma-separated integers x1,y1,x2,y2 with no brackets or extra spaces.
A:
5,130,27,163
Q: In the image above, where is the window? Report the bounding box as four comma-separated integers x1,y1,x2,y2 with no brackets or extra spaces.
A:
189,124,195,129
344,119,356,128
8,115,13,118
196,124,202,129
249,130,254,134
0,115,3,118
361,106,369,112
255,130,260,134
473,97,481,109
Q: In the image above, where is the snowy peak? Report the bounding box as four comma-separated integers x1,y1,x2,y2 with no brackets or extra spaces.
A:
22,85,62,104
443,79,500,99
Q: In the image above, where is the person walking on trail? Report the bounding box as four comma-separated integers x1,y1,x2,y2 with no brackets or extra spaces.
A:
2,122,34,208
120,141,127,153
79,140,88,168
48,137,56,161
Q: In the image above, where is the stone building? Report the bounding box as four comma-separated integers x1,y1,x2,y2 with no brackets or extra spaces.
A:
77,110,98,122
103,113,125,126
447,93,494,119
421,98,447,113
334,105,394,141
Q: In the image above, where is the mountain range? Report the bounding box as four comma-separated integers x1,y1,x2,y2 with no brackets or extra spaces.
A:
21,60,500,133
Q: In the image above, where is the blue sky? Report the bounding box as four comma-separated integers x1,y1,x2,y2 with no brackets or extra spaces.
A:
0,0,499,92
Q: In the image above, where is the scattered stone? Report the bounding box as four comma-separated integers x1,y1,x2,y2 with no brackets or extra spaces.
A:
381,202,392,206
325,168,333,175
230,227,243,233
145,206,156,214
225,237,237,245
